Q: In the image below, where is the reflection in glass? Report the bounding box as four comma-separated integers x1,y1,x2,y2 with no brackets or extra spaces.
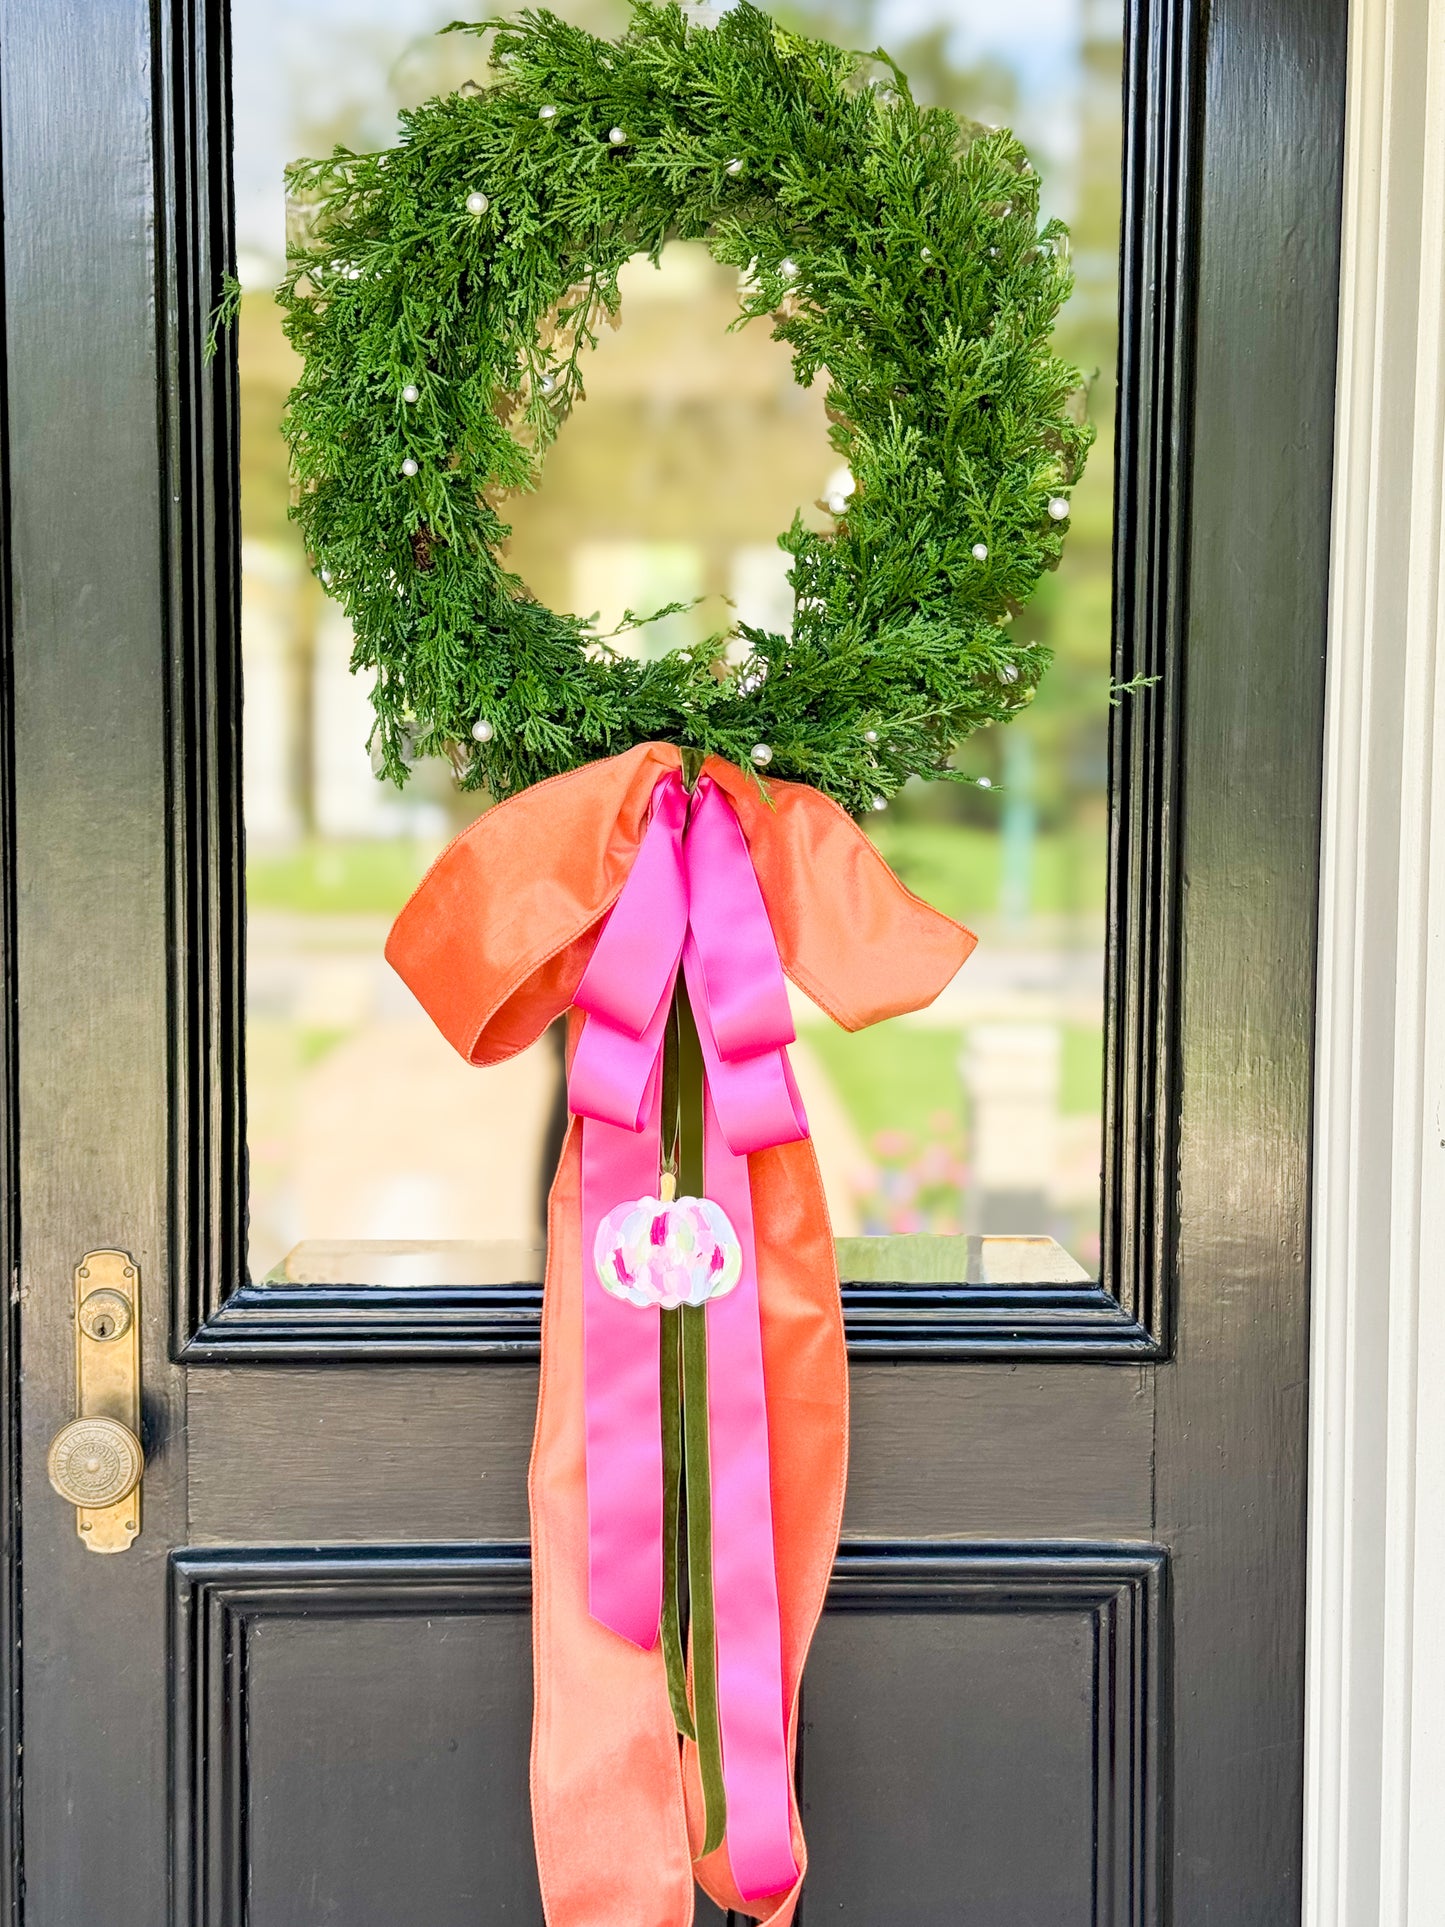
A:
233,0,1121,1283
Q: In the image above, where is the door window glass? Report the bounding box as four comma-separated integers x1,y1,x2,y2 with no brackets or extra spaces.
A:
233,0,1122,1284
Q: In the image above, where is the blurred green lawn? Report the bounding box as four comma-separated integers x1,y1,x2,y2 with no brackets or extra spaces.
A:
247,821,1110,923
247,838,440,915
869,820,1108,927
807,1016,1102,1151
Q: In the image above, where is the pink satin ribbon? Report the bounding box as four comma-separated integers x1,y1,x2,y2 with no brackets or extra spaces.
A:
568,769,807,1903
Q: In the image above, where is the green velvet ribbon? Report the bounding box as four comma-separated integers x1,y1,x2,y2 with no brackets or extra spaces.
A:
657,996,694,1739
655,985,728,1856
659,1307,693,1741
682,1303,726,1854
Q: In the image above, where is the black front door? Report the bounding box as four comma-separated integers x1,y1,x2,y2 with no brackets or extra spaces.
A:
0,0,1344,1921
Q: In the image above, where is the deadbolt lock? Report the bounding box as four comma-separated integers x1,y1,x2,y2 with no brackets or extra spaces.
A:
78,1288,132,1342
47,1251,144,1552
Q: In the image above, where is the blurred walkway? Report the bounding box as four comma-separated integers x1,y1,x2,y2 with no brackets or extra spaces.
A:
248,915,870,1276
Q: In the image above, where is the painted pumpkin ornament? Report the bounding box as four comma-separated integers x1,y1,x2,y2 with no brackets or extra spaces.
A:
278,2,1091,1921
596,1179,744,1310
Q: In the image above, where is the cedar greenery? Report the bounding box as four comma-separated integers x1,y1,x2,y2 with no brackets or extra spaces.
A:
279,0,1092,812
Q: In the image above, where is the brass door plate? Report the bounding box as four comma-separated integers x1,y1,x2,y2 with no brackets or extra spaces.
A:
69,1250,142,1552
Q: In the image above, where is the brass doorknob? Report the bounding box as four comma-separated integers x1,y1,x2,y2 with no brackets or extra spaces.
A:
46,1416,144,1509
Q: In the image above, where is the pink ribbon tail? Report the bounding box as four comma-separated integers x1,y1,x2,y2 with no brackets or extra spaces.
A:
573,777,688,1650
567,768,805,1898
702,1087,799,1901
579,1101,665,1650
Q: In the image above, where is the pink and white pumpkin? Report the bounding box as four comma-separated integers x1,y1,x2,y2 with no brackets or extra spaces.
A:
593,1193,744,1310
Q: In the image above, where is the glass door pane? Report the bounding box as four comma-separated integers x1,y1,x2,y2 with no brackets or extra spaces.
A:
233,0,1122,1284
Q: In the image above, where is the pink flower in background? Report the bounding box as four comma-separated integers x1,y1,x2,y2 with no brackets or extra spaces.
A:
871,1129,914,1160
594,1193,744,1309
855,1114,971,1236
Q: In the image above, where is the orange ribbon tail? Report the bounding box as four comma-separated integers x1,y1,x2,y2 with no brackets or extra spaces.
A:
387,744,975,1924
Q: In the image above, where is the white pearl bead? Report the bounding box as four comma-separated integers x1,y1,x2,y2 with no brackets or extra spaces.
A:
972,542,989,561
871,796,887,812
471,718,495,743
750,743,773,767
538,372,555,395
988,247,999,258
779,257,798,281
977,776,993,789
863,728,879,744
402,383,420,404
920,246,932,261
608,126,627,147
539,104,558,121
400,458,419,477
320,568,333,585
1047,496,1069,521
725,157,744,176
998,664,1020,684
465,191,489,215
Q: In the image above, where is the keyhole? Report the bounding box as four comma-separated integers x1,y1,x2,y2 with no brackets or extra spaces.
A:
78,1290,130,1341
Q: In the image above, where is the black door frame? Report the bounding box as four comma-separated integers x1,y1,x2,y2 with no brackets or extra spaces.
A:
166,0,1199,1364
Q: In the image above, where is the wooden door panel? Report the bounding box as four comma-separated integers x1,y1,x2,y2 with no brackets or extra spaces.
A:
181,1363,1153,1546
805,1549,1163,1927
246,1616,535,1925
842,1368,1154,1538
173,1546,1161,1927
172,1551,540,1927
184,1369,537,1543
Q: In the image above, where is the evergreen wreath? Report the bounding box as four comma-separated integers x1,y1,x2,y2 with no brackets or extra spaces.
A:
279,0,1093,813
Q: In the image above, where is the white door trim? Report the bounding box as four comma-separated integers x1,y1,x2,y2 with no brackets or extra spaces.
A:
1307,0,1445,1919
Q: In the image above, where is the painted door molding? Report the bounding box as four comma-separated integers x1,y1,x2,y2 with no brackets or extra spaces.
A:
1307,0,1445,1919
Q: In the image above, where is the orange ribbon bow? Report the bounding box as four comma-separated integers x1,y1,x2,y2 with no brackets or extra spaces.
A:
386,743,975,1925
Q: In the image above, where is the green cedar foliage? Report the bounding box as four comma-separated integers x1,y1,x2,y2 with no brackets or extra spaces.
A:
278,0,1092,813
